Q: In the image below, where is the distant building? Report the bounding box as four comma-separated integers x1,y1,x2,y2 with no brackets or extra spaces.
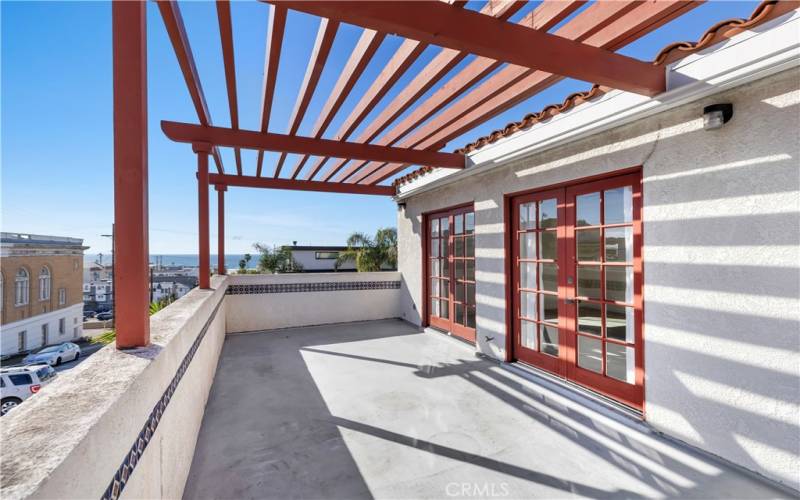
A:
285,246,356,272
150,276,197,303
1,233,88,358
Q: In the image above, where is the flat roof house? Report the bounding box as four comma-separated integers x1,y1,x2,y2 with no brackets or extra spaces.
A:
1,2,798,499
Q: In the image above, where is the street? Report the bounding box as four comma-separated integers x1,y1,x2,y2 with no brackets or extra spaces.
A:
1,340,106,373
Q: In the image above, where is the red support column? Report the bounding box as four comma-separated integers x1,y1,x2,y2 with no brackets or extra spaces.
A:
113,1,149,348
194,143,212,289
215,184,227,275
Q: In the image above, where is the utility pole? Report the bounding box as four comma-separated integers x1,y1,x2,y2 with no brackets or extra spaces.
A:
101,224,115,321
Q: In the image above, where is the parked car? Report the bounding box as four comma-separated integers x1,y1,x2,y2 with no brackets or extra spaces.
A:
22,343,81,366
96,312,113,321
0,365,57,416
83,310,96,319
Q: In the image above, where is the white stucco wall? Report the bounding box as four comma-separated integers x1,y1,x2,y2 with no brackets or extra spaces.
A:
225,272,405,333
0,276,228,499
1,303,84,357
397,68,800,489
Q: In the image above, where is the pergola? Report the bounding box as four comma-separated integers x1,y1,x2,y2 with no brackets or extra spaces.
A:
111,0,746,348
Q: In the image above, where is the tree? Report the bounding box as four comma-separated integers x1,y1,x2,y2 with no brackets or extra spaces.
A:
253,244,303,273
238,253,251,272
336,227,397,272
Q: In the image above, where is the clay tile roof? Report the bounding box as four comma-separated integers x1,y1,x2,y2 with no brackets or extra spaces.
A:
393,0,791,189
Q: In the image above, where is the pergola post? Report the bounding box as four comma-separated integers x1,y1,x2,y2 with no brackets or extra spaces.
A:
194,143,212,289
215,184,227,275
112,1,149,348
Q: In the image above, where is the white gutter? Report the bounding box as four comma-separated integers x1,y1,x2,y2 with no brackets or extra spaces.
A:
397,9,800,199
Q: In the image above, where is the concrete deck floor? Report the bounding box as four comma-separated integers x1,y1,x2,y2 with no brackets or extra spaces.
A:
185,319,787,499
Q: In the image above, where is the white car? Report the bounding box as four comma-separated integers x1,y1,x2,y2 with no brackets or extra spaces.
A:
23,342,81,366
0,365,57,416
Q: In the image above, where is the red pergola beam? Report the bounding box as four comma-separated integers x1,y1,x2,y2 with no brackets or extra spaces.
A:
288,27,386,179
256,4,287,177
161,121,465,169
216,0,242,175
210,173,395,196
355,0,700,185
274,17,339,178
269,1,665,96
318,0,535,183
157,0,224,174
329,0,590,183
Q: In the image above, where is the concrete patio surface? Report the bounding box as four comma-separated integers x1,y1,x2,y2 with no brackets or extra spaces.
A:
184,319,787,499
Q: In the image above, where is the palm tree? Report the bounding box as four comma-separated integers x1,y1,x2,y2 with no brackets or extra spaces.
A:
336,228,397,272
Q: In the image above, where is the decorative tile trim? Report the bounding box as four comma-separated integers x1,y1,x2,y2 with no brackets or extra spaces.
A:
101,294,225,500
226,281,401,295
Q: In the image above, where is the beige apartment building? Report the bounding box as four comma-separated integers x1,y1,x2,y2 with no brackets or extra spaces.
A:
1,233,88,357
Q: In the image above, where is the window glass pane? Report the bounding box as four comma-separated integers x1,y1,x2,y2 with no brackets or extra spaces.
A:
577,266,601,299
539,199,557,229
521,320,537,349
606,304,634,343
577,336,602,373
606,343,635,384
466,283,475,305
519,203,536,230
520,233,535,259
431,238,440,257
520,291,536,320
576,192,600,227
455,283,465,302
466,260,475,282
454,261,464,280
605,266,633,303
431,219,439,237
466,307,476,328
440,299,449,319
465,235,474,257
9,374,32,385
455,303,464,325
605,186,633,225
605,227,633,263
539,263,557,292
576,229,601,262
465,212,475,234
440,218,450,237
430,259,440,277
539,294,558,324
441,237,449,258
520,262,536,290
539,231,557,260
578,301,602,336
441,259,449,278
431,279,440,298
454,238,464,257
540,324,559,356
454,214,464,235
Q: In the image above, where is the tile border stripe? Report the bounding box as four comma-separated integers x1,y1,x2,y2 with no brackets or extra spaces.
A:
226,281,401,295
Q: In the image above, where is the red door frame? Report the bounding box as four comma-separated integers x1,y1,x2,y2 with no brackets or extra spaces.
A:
503,167,645,411
421,201,476,343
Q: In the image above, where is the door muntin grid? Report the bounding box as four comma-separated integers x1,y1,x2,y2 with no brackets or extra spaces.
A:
573,185,636,384
429,216,450,320
452,211,476,329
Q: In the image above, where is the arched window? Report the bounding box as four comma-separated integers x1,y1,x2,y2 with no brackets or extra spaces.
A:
15,268,29,306
39,266,51,301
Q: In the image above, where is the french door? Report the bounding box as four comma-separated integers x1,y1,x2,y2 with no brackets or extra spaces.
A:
512,172,643,409
428,205,476,343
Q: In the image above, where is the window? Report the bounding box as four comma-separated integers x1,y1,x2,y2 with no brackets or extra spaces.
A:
73,327,79,338
315,251,339,260
42,324,49,345
58,288,66,305
9,374,32,386
59,318,65,335
18,331,26,352
0,378,5,388
15,268,29,306
39,266,51,301
36,366,56,382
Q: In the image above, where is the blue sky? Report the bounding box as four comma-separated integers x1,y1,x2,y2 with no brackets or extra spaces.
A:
2,1,758,255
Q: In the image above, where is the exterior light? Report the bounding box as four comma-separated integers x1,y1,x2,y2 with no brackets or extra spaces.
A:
703,103,733,130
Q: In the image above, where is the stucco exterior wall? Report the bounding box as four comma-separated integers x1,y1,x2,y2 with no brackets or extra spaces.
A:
397,68,800,489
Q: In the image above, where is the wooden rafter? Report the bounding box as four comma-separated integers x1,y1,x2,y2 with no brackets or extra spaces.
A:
273,18,339,178
216,0,242,175
268,1,666,96
161,121,465,169
354,0,701,185
157,0,225,174
256,4,287,177
209,173,394,196
330,0,590,183
287,27,386,180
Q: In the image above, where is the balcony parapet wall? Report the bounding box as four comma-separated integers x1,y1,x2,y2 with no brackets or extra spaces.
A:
225,271,403,333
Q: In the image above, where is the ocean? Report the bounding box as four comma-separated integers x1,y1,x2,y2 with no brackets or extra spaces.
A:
84,254,258,270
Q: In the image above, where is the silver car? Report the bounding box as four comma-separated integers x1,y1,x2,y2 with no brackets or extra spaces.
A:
23,342,81,366
0,365,57,415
